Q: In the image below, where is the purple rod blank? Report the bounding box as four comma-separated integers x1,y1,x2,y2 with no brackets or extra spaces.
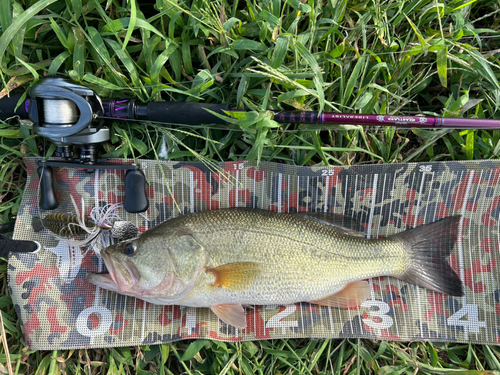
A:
272,111,500,129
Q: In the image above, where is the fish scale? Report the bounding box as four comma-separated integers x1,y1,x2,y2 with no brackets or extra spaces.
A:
88,208,464,329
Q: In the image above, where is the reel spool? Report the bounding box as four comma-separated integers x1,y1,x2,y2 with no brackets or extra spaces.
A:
42,99,79,124
29,78,148,213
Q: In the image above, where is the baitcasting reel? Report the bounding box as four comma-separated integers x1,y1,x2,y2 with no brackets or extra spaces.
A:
21,78,148,213
0,77,230,214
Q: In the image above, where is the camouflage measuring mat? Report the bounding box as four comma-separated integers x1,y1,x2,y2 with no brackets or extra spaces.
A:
8,158,500,349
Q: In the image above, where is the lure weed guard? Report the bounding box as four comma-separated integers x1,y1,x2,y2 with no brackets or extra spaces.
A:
8,158,499,349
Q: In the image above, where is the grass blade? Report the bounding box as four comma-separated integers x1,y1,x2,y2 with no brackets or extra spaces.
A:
437,45,447,88
122,0,137,51
0,0,59,66
343,56,365,106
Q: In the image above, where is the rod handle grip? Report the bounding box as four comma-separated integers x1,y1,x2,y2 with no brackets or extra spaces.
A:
0,93,29,119
140,102,229,125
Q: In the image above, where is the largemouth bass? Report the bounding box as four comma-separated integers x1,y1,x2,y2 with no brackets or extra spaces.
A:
87,208,464,329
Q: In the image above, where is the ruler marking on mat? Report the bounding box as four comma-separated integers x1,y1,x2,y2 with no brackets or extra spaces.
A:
13,160,500,348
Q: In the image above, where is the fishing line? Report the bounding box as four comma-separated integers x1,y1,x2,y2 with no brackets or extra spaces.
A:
98,115,410,133
1,68,497,215
76,35,500,95
43,100,79,124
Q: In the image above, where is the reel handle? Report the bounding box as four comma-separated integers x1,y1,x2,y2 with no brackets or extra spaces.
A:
124,169,149,213
36,161,149,214
37,165,59,210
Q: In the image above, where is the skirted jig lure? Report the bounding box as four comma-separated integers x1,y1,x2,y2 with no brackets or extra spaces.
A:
32,196,139,253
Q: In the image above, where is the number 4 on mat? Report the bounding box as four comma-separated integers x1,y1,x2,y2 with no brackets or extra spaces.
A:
447,304,486,335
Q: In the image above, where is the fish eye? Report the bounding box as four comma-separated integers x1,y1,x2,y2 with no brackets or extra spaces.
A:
124,242,136,256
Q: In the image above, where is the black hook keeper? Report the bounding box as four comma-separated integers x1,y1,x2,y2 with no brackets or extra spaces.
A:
0,234,40,259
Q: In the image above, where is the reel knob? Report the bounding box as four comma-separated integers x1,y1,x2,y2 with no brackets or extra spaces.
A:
37,165,59,210
124,169,149,213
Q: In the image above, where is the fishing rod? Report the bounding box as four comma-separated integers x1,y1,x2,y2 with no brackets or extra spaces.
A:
3,77,500,132
1,77,499,213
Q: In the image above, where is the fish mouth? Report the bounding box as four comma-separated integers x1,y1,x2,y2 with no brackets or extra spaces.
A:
86,272,119,292
87,250,140,293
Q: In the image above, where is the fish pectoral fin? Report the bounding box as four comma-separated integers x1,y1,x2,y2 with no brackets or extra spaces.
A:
208,262,261,290
312,280,371,309
210,304,247,329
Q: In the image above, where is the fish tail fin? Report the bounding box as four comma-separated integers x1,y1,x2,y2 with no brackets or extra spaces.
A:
394,215,464,296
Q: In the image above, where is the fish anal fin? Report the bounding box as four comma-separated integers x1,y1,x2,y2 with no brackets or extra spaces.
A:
312,281,371,309
208,262,261,290
210,304,247,328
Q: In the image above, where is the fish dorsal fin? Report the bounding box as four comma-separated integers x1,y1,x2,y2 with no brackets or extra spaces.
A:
311,280,371,308
210,304,247,328
298,212,366,237
208,262,261,291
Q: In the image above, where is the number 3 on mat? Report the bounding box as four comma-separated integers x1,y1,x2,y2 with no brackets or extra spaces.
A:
361,300,394,330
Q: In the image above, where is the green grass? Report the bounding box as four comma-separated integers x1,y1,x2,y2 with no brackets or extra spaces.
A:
2,0,500,373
